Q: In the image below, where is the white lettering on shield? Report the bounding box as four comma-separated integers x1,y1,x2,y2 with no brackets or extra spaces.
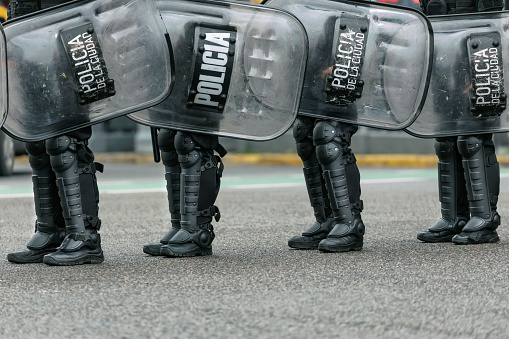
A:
68,32,106,94
194,32,232,108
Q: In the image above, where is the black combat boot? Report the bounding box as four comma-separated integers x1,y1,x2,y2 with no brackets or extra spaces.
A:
7,141,66,263
143,129,182,256
42,134,104,265
160,132,224,257
313,120,365,252
288,117,335,249
452,135,500,244
417,138,469,242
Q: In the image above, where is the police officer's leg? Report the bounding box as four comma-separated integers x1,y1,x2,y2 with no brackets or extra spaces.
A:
452,134,500,244
42,128,104,265
160,132,223,257
7,141,66,263
288,116,334,249
417,137,469,242
314,121,365,252
143,129,181,256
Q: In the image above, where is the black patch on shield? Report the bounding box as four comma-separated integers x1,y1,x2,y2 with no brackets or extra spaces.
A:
468,32,506,117
187,26,237,113
61,23,115,105
325,15,369,106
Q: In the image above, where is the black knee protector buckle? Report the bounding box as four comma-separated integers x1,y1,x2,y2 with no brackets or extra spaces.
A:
351,200,364,213
345,153,357,164
457,136,482,158
84,215,102,230
78,162,103,174
198,205,221,222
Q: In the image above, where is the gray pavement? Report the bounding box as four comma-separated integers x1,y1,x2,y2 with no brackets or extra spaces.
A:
1,163,509,338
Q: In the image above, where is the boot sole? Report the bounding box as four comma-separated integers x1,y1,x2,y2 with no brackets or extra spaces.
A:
143,245,165,256
43,252,104,266
160,247,212,257
452,235,500,245
288,240,320,250
7,249,57,264
318,244,363,253
416,234,455,243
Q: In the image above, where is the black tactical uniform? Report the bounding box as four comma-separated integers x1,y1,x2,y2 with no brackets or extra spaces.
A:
288,116,365,252
143,129,224,257
6,0,104,265
416,0,503,244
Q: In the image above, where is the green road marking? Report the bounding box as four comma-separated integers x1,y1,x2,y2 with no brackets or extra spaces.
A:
2,167,509,197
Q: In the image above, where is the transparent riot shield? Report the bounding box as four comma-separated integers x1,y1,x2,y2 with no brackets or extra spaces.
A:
2,0,173,142
128,0,307,141
264,0,433,130
0,25,7,128
406,12,509,138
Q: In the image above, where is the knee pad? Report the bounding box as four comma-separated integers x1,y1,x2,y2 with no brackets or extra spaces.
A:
293,117,313,143
457,136,482,158
313,121,337,146
26,141,50,170
296,138,315,162
46,136,78,173
25,141,46,156
158,129,178,167
158,129,177,152
434,138,456,158
175,132,196,155
316,143,341,165
45,135,74,156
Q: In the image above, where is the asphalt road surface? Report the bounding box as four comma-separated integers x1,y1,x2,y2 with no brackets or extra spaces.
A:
1,162,509,338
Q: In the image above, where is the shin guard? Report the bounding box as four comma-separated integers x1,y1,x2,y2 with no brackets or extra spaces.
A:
453,135,500,244
162,132,223,257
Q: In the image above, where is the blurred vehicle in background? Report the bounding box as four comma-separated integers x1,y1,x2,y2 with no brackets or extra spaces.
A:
0,132,25,176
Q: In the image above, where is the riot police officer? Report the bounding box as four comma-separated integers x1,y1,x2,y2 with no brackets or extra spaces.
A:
143,129,224,257
416,0,503,244
288,116,365,252
6,0,104,265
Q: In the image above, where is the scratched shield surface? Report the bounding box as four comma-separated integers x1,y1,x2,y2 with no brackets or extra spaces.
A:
406,12,509,138
265,0,433,130
2,0,172,142
128,0,307,141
